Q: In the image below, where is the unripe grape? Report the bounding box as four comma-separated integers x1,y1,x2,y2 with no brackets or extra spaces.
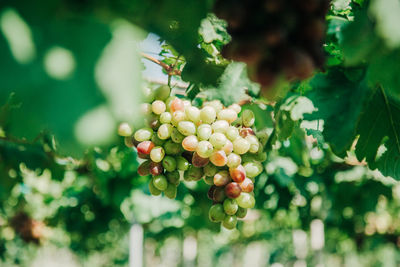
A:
142,87,155,102
211,120,229,133
138,160,151,176
164,140,183,155
170,98,185,113
222,215,237,229
162,156,177,172
254,150,267,162
152,100,166,115
196,141,214,158
203,176,214,185
178,121,196,136
213,186,227,202
228,103,241,113
134,128,153,142
241,110,255,127
149,181,162,196
192,152,210,168
200,106,217,124
256,129,269,146
197,124,212,140
210,150,228,167
177,156,190,171
203,163,218,177
154,85,171,101
209,133,227,149
229,165,246,183
217,108,238,123
166,171,180,186
185,106,201,123
214,170,230,187
233,137,250,154
226,126,239,141
236,192,255,208
209,204,225,222
151,134,165,146
124,136,135,148
118,122,133,137
164,183,177,199
152,175,168,191
137,141,155,155
150,161,164,176
150,146,165,163
236,207,247,218
184,165,204,181
148,116,161,130
240,178,254,193
225,182,242,198
223,198,238,215
160,112,172,124
140,103,152,116
222,140,233,155
182,135,199,151
243,162,263,178
170,128,184,143
204,100,223,113
227,153,241,168
157,124,173,140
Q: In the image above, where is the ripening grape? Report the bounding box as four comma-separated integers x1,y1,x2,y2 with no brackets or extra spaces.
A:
229,165,246,183
152,100,166,115
208,185,217,200
170,98,185,113
185,106,201,123
240,178,254,193
192,152,210,168
222,140,233,155
134,128,153,142
177,156,190,171
236,192,255,209
118,123,133,137
233,137,250,155
225,182,242,198
138,160,151,176
164,183,177,199
166,171,180,186
137,152,150,159
223,198,238,215
137,141,155,155
212,120,229,133
210,150,228,167
197,124,212,141
158,124,173,140
152,175,168,191
162,156,177,172
222,215,237,229
182,135,199,151
227,153,241,168
160,112,172,124
150,162,164,176
196,141,214,158
213,186,227,203
209,204,226,222
124,136,135,148
209,133,227,149
150,146,165,163
178,121,196,136
200,106,217,124
214,170,231,187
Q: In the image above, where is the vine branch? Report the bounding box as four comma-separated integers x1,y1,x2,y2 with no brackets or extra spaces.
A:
140,52,182,76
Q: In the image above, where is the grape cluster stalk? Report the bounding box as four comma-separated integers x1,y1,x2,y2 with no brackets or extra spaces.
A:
214,0,330,91
119,85,268,229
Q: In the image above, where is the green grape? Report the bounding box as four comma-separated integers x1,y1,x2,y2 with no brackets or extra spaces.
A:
228,103,241,114
240,153,254,163
152,175,168,191
245,135,260,153
165,96,175,111
184,165,204,181
203,163,218,177
200,106,217,124
162,156,177,172
151,134,165,146
209,133,227,149
170,128,184,143
171,110,186,126
164,183,177,199
150,146,165,163
222,215,237,229
134,128,153,142
226,126,239,141
209,204,225,222
223,198,238,215
197,124,212,141
160,112,172,124
256,129,269,146
142,87,155,102
227,153,241,168
241,110,255,127
177,156,190,171
236,207,247,218
154,85,171,101
140,103,152,116
211,120,229,133
196,141,214,158
166,171,180,186
118,122,133,137
204,100,223,113
164,140,182,155
124,136,135,148
233,137,250,154
217,108,238,123
236,192,255,209
149,180,162,196
243,162,263,178
152,100,166,115
185,106,201,123
157,124,173,140
254,150,267,162
203,176,214,185
178,121,196,136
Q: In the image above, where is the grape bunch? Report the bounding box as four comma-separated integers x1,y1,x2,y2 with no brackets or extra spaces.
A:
214,0,330,90
119,85,267,229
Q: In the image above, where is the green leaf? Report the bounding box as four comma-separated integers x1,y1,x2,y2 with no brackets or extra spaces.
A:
199,14,230,45
306,129,325,149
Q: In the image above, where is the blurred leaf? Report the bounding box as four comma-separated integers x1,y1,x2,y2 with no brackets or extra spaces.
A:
306,129,325,149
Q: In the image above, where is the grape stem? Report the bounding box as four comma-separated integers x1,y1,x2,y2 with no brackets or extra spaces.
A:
140,53,182,76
